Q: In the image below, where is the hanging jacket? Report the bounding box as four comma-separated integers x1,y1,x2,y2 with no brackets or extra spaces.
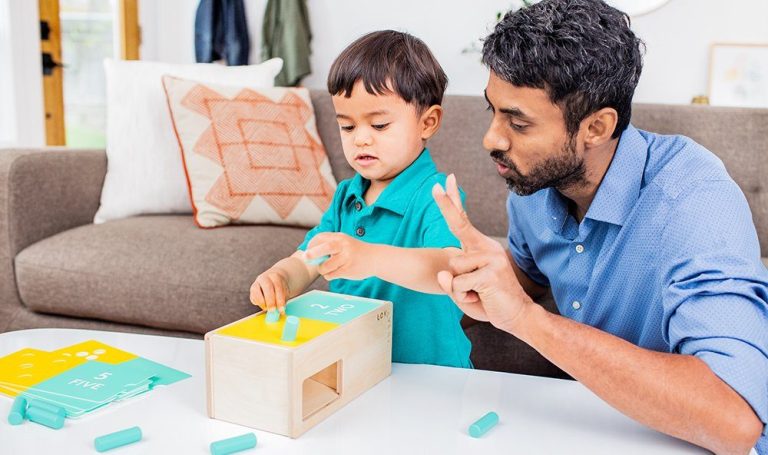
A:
262,0,312,86
194,0,250,66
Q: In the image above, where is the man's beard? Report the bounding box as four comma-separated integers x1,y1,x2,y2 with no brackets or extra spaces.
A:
491,137,587,196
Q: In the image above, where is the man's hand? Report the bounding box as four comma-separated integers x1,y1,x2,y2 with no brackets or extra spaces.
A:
305,233,373,281
432,174,535,334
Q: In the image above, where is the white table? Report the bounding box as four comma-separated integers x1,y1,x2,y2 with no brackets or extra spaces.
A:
0,329,703,454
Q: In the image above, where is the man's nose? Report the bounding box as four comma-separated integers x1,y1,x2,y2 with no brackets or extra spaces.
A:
483,121,510,152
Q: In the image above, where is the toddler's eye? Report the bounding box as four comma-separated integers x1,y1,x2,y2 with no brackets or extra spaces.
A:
372,123,390,130
340,125,354,132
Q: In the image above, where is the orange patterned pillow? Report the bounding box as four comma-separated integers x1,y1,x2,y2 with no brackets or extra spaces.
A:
162,76,337,228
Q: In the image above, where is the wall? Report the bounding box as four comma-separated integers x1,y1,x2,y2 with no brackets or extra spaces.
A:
0,3,10,145
139,0,528,95
139,0,768,105
1,0,766,146
631,0,768,104
0,0,45,147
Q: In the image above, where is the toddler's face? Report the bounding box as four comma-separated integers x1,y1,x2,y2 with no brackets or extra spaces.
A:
332,81,428,186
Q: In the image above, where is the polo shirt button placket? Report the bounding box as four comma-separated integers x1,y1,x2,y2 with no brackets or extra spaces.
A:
354,201,363,212
356,226,366,237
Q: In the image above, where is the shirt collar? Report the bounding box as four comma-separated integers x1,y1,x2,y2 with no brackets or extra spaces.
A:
541,124,648,233
543,188,570,234
584,124,648,226
346,148,438,215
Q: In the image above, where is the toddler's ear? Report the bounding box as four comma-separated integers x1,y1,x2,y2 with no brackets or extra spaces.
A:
420,105,443,140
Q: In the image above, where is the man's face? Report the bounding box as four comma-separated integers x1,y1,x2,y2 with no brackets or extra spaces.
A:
483,71,587,196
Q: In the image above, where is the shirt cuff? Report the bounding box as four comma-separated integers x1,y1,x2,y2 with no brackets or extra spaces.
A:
679,337,768,437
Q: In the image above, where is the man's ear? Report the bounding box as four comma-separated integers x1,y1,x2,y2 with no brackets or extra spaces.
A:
420,105,443,140
584,107,618,147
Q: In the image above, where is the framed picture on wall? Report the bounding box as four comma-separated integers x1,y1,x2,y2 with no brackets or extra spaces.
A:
708,43,768,108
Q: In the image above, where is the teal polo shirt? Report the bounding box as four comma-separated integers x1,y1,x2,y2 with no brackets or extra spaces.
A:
298,148,472,368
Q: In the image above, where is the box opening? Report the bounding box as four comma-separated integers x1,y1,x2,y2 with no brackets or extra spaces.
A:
302,360,342,420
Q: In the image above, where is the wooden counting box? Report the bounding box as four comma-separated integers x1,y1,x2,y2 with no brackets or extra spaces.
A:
205,290,393,438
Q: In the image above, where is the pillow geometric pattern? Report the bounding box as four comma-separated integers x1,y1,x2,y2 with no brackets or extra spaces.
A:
163,76,337,228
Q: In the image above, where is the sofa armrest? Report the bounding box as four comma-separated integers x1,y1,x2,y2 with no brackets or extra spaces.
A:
0,148,106,328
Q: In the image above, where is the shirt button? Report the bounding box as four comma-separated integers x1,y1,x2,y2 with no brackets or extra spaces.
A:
572,300,582,310
355,227,366,237
575,244,584,254
354,201,362,211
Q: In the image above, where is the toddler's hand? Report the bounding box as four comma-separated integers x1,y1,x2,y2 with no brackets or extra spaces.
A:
250,268,290,314
305,233,372,281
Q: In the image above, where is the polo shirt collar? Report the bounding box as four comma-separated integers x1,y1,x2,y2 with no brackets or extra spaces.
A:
345,148,437,215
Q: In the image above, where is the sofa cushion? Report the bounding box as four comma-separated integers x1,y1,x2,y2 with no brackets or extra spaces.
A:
163,78,337,228
15,216,325,334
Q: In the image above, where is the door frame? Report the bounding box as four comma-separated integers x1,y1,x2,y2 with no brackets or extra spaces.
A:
118,0,140,61
38,0,65,146
39,0,140,146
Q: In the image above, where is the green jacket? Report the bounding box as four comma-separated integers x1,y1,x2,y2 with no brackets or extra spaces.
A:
262,0,312,86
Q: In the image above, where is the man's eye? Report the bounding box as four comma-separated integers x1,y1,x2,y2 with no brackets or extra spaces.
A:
340,125,354,132
372,123,390,130
511,123,528,132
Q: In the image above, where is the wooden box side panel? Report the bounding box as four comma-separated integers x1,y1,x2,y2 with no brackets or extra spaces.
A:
291,301,393,437
207,334,294,435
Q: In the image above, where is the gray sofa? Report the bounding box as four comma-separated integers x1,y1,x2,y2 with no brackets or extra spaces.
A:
1,91,766,378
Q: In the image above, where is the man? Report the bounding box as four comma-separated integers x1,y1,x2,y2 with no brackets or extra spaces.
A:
432,0,768,453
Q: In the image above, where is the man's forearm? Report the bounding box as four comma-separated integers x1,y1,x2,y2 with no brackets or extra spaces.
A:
367,245,459,294
511,303,763,454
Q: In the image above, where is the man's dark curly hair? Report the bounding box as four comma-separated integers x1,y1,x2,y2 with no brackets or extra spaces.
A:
482,0,645,138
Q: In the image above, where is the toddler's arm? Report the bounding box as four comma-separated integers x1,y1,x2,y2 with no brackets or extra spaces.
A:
306,232,460,295
250,251,320,313
367,244,462,295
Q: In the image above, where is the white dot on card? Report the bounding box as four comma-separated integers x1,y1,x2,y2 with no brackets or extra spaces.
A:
53,359,66,363
62,353,72,357
19,363,33,369
76,352,88,357
93,349,106,355
18,374,32,379
86,355,98,360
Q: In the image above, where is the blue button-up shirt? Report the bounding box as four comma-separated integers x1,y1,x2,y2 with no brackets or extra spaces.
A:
507,125,768,449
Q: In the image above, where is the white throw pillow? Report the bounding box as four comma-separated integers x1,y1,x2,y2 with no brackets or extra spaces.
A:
94,58,283,224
